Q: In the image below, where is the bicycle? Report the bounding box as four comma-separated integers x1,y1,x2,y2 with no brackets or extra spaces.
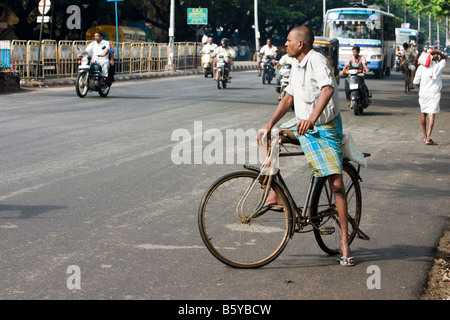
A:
198,128,370,268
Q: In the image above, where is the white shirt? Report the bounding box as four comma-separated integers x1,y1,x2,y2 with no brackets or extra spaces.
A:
202,43,217,53
85,40,110,60
413,59,446,95
278,54,297,67
285,50,340,124
213,46,236,60
260,44,277,57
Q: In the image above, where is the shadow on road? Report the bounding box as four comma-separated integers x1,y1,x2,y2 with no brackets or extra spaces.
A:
0,204,67,219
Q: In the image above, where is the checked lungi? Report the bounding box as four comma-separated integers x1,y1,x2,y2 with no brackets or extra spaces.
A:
279,114,343,177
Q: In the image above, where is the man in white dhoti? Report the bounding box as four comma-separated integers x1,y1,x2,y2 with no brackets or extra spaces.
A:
413,49,447,145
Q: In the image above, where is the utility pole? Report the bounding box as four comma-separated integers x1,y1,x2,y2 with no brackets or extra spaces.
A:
429,15,432,45
446,16,449,48
437,19,439,47
168,0,175,70
254,0,260,53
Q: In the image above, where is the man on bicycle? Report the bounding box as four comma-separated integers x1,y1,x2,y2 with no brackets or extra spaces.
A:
257,26,355,266
401,42,418,89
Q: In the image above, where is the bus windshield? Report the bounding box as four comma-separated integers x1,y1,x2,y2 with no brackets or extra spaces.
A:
396,30,418,45
326,20,382,40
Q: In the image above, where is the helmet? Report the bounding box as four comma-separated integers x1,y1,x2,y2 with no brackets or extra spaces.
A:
221,38,230,45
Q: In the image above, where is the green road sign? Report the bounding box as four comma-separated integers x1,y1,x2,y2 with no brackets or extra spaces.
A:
187,8,208,25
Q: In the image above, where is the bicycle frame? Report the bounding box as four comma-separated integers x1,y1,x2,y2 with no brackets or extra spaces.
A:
242,128,324,237
198,127,370,268
243,128,369,239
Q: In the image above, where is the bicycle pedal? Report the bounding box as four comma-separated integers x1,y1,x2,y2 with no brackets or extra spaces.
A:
319,226,335,235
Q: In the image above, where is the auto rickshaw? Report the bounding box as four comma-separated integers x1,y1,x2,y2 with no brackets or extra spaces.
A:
313,37,340,84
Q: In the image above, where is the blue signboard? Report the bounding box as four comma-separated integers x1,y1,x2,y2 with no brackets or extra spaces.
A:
107,0,124,2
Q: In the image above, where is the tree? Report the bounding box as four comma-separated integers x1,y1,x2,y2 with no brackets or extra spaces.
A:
402,0,450,18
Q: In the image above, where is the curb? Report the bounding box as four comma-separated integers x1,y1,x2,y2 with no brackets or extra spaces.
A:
19,63,258,88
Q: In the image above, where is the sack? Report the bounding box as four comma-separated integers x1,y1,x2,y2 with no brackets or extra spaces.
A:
342,133,367,168
418,52,431,68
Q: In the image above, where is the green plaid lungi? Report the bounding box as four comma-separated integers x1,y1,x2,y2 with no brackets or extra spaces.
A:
279,115,343,177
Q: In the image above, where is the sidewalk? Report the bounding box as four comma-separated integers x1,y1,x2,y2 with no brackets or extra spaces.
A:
19,61,259,88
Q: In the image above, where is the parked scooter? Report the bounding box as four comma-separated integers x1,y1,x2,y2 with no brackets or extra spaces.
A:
344,69,371,115
75,54,111,98
276,63,292,100
261,55,276,85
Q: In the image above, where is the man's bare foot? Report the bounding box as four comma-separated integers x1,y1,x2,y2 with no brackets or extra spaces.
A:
264,190,283,206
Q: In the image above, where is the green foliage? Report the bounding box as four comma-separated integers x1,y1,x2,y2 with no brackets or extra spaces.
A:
402,0,449,18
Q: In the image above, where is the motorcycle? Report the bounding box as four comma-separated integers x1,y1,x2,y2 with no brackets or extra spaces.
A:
201,50,214,78
75,54,111,98
214,55,229,89
261,55,276,85
344,69,371,115
276,63,292,100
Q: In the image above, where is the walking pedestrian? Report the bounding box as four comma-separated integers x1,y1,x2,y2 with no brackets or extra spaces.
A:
413,49,447,145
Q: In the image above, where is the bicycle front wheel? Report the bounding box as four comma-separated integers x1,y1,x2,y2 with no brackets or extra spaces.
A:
310,163,362,255
198,171,293,268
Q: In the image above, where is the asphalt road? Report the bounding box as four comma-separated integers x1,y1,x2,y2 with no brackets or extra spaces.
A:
0,67,449,301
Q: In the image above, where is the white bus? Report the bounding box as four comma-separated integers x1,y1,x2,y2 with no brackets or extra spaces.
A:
395,28,425,53
323,5,396,78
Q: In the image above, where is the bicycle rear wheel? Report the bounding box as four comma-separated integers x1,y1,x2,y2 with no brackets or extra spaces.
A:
405,69,411,93
198,171,293,268
310,163,362,255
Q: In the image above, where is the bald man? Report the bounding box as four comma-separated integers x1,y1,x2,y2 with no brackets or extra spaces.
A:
257,26,354,266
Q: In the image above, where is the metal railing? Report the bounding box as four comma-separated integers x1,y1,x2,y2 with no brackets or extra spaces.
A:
1,40,201,79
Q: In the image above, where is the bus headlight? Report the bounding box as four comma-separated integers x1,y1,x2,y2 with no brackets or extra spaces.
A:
370,54,382,60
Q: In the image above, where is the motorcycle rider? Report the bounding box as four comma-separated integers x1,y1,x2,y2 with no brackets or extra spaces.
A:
202,37,217,53
275,53,297,100
78,31,110,83
341,46,369,74
108,41,115,82
340,46,370,103
212,38,236,81
202,37,217,76
259,38,278,75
